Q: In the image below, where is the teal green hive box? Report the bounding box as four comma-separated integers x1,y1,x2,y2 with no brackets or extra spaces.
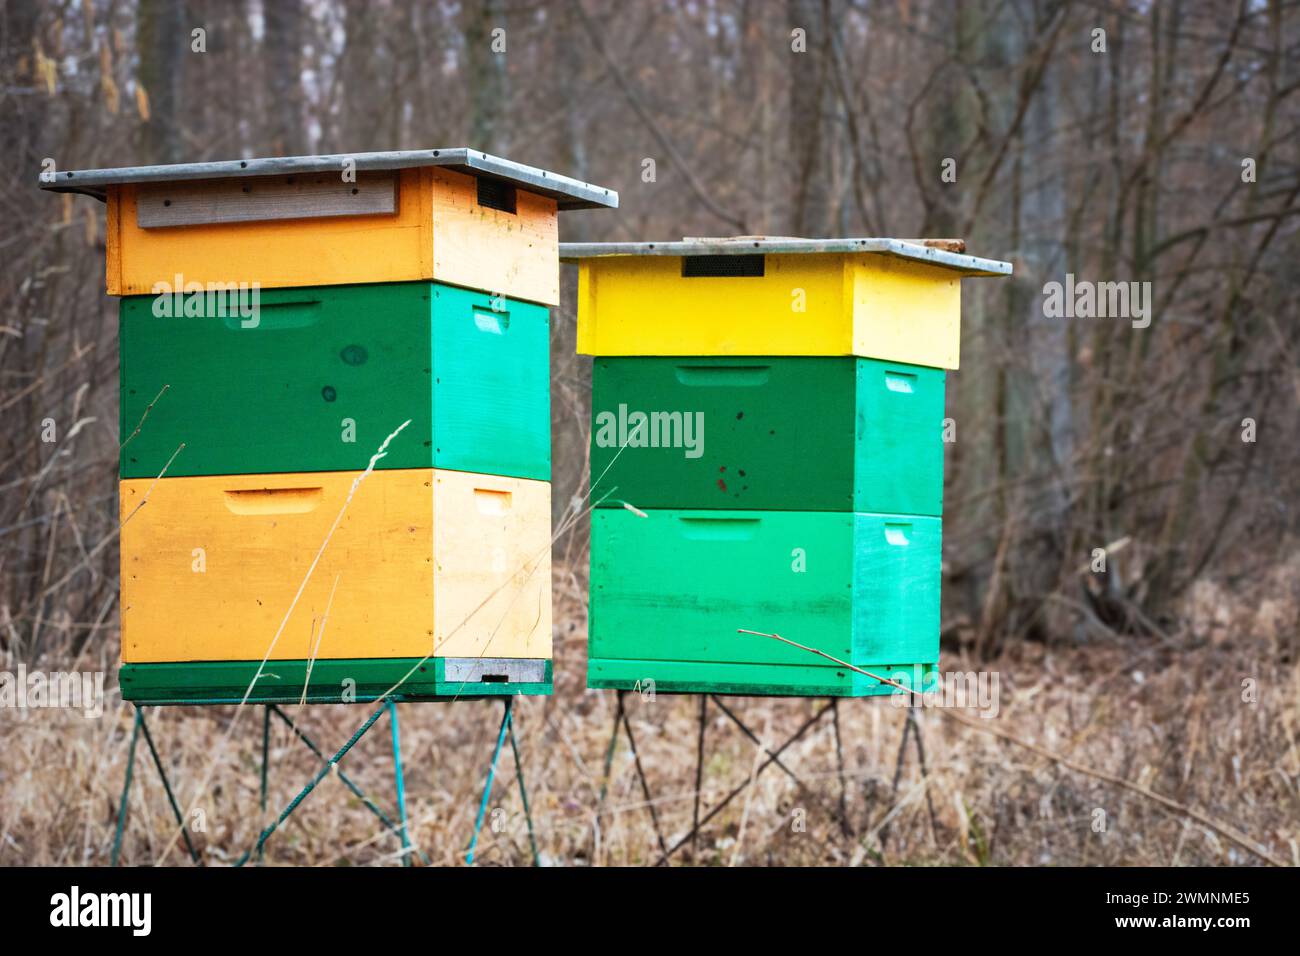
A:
587,507,941,697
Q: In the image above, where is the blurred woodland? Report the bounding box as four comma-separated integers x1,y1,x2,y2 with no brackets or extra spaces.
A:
0,0,1297,867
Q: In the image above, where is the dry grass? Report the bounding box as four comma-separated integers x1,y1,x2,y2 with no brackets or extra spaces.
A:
2,551,1296,868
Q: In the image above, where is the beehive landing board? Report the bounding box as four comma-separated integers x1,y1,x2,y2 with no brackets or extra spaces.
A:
590,356,946,514
118,658,553,704
119,281,551,482
588,507,941,697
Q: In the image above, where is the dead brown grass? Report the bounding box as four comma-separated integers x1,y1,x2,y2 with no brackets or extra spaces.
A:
2,551,1295,868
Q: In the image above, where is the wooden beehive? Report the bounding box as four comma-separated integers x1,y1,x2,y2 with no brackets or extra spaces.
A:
566,238,1010,697
43,149,617,704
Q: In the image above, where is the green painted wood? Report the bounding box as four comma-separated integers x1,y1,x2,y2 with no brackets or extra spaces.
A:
853,360,946,516
588,507,940,697
587,659,937,698
119,281,550,481
590,356,945,514
430,285,551,480
853,514,943,664
118,658,553,704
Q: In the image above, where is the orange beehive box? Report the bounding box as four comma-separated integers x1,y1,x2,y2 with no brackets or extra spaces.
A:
44,149,618,306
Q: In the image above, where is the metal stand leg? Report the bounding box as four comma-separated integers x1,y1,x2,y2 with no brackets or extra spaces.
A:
110,707,143,867
831,699,852,837
655,699,836,866
620,702,669,858
709,695,846,829
234,700,388,867
909,704,940,845
266,703,421,860
591,690,669,861
110,706,202,866
466,697,513,866
260,705,271,814
882,702,938,851
137,709,203,865
114,699,428,868
388,699,412,866
691,695,707,856
258,705,271,864
507,706,540,866
590,690,625,862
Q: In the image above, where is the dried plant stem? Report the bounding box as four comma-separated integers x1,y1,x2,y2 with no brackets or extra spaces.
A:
737,628,1287,868
154,421,411,865
297,573,341,709
729,710,770,867
119,384,169,450
22,442,185,617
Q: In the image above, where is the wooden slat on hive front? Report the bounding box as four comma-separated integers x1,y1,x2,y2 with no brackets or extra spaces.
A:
136,170,398,228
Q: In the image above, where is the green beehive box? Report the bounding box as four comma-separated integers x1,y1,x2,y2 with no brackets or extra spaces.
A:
587,506,941,696
119,281,551,481
591,356,946,513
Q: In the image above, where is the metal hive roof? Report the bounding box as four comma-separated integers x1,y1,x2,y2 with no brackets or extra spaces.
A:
560,237,1012,276
38,147,619,211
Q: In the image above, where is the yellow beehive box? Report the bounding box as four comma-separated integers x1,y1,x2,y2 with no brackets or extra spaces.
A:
565,238,1011,368
42,149,618,306
119,467,552,664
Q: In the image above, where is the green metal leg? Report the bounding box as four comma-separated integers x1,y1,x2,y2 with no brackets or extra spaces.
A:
620,702,669,858
137,709,203,866
258,705,271,864
691,695,707,855
466,698,513,866
654,700,836,866
260,705,271,813
267,703,426,863
507,705,540,866
388,699,412,867
595,691,625,818
110,706,202,866
110,707,143,867
234,701,388,867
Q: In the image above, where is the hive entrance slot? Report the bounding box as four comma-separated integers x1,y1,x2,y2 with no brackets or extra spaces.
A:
476,177,517,214
681,254,765,278
223,486,324,515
